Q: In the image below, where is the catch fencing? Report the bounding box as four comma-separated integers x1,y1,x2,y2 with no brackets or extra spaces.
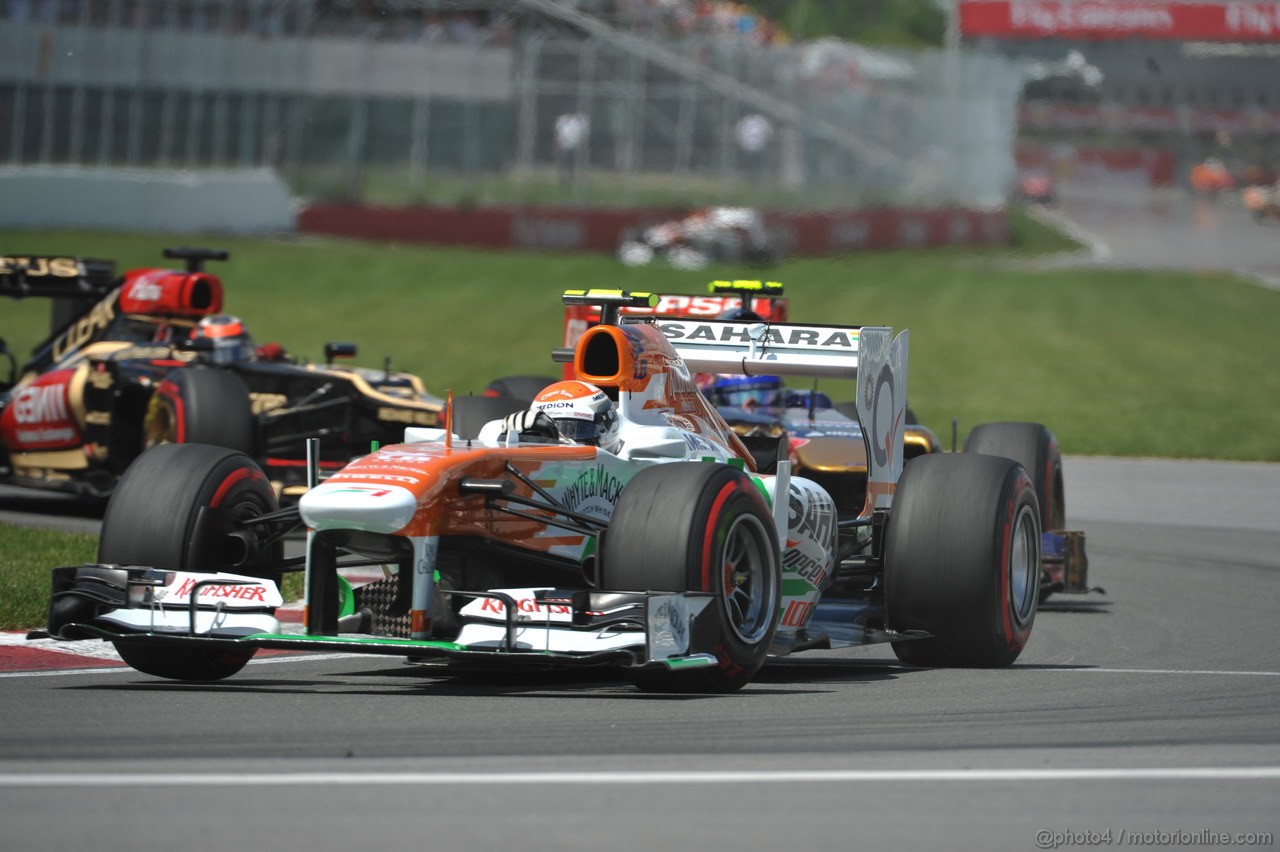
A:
0,0,1025,210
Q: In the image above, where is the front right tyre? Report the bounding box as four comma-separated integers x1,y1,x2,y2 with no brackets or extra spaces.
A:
98,443,282,680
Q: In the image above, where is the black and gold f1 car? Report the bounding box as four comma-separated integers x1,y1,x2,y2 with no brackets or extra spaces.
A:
0,249,444,500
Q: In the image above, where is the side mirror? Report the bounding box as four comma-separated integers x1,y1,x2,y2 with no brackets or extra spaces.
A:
324,342,357,364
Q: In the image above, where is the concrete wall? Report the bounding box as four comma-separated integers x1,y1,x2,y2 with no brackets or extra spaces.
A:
298,203,1010,255
0,166,295,233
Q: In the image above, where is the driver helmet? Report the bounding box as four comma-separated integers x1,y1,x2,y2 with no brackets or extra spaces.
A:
781,389,834,410
705,374,783,409
192,314,255,365
716,304,763,322
531,380,621,452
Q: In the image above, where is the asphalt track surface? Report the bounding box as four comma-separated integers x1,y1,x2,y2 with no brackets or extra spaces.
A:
1028,184,1280,288
2,187,1278,848
1,456,1278,851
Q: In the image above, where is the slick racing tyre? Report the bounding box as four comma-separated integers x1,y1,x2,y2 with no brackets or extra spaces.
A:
601,463,781,692
99,443,283,680
143,367,255,454
964,421,1064,533
885,453,1040,668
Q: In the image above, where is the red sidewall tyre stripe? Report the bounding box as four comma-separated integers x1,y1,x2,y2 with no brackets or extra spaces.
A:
209,466,264,508
700,480,741,593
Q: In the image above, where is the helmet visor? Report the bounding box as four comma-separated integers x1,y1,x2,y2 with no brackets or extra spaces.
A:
554,417,600,444
719,385,781,409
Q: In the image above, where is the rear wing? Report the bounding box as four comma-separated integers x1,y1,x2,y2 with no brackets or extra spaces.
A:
632,316,910,507
0,256,117,300
562,282,789,368
646,317,860,379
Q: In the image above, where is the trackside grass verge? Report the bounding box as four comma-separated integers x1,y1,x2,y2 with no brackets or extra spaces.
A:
0,522,305,630
0,523,97,629
3,219,1278,462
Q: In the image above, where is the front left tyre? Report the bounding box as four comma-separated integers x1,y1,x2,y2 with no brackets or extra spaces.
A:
601,462,781,692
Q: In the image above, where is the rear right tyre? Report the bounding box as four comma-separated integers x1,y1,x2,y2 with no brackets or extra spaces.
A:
143,367,255,454
886,453,1040,668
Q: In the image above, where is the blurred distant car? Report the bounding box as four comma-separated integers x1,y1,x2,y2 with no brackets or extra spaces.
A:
1189,158,1234,195
1017,169,1056,205
617,207,779,270
1243,182,1280,222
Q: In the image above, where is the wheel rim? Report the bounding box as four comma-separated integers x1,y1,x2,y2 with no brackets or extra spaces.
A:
1008,503,1039,626
142,395,176,449
719,514,776,644
209,490,278,574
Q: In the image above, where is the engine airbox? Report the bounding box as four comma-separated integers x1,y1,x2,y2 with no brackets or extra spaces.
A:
118,269,224,318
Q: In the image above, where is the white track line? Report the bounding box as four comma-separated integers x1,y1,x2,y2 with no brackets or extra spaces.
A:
1240,268,1280,291
1073,667,1280,677
1024,204,1114,261
1,768,1278,787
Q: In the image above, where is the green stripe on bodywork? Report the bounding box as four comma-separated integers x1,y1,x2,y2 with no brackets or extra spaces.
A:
337,575,355,619
248,633,465,651
662,656,717,670
782,579,818,596
749,475,772,508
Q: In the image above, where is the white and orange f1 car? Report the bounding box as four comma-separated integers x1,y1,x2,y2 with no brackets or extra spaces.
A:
43,290,1077,692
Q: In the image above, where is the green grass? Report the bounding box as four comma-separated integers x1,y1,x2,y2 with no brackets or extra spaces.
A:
4,220,1278,461
0,522,305,630
0,523,98,629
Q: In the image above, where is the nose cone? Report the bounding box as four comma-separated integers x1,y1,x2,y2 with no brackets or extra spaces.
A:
299,482,418,533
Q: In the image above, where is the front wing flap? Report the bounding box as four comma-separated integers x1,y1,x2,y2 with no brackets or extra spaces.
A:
45,567,728,674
